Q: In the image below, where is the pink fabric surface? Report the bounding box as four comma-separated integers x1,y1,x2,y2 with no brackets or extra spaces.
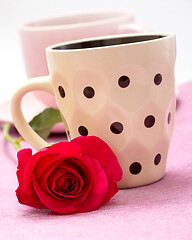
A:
0,81,192,240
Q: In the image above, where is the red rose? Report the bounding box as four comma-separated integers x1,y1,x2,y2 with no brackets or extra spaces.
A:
16,136,122,214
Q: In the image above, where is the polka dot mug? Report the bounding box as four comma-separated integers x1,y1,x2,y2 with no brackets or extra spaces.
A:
11,33,176,188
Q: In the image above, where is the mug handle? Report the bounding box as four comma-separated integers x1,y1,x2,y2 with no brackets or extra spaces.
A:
11,76,53,150
118,22,152,34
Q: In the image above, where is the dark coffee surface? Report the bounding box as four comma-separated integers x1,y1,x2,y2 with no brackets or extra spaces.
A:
53,35,164,50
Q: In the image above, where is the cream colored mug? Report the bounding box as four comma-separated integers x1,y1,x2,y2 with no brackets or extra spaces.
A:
11,33,176,188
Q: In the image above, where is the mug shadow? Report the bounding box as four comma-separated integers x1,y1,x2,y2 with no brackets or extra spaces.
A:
108,166,192,209
20,164,192,219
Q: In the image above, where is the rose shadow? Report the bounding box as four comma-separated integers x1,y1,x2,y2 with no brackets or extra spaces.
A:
22,205,99,218
19,165,192,219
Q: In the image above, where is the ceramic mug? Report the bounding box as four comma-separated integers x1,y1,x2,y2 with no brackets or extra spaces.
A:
19,10,150,108
11,33,176,188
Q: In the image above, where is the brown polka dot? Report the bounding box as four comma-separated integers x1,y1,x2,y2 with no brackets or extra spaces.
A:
110,122,123,134
118,75,130,88
154,154,161,165
58,86,65,98
144,115,155,128
78,126,88,136
129,162,142,175
83,86,95,98
154,73,162,85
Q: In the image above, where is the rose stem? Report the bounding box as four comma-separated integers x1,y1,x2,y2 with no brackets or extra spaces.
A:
2,123,22,151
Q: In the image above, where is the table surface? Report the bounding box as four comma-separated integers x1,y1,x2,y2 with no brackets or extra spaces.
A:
0,81,192,240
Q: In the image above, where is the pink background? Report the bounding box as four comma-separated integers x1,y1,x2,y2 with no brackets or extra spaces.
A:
1,1,192,104
0,81,192,239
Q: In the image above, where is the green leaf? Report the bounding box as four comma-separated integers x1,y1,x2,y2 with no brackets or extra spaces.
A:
29,108,63,140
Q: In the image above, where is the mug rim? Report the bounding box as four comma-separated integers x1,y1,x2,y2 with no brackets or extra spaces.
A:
19,10,134,31
46,33,175,53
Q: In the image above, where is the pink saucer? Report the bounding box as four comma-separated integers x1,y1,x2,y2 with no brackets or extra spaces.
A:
0,92,65,133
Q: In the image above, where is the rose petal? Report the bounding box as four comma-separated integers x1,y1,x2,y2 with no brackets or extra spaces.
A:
33,152,83,180
33,153,60,179
57,160,82,173
64,157,95,203
16,183,46,209
72,136,123,204
17,148,32,171
16,148,45,206
72,136,122,182
16,149,32,188
23,151,80,198
38,167,65,200
47,167,83,197
43,142,81,155
38,156,94,204
35,155,84,196
52,172,83,197
33,155,108,213
22,142,81,197
32,174,76,214
72,156,108,212
55,174,76,192
21,151,47,198
16,149,45,209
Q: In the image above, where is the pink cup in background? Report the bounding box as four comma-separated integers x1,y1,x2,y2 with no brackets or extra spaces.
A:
19,10,150,108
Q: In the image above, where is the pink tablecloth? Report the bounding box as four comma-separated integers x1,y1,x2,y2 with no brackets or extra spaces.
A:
0,82,192,240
